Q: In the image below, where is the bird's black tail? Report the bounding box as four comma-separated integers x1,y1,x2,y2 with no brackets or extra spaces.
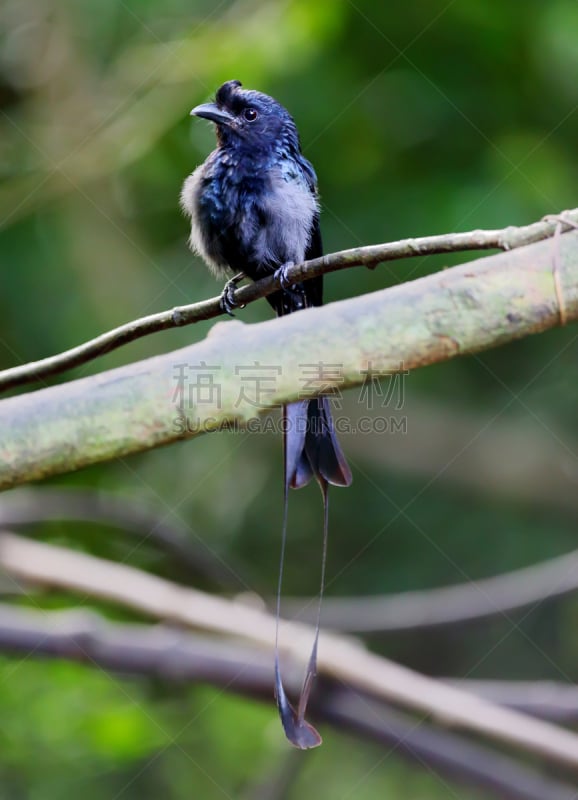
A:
267,283,352,490
284,397,352,489
270,281,352,748
275,398,349,748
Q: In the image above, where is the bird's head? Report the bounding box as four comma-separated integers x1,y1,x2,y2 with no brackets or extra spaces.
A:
190,80,301,155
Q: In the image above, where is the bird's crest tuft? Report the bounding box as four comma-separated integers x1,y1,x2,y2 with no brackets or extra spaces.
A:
215,79,243,108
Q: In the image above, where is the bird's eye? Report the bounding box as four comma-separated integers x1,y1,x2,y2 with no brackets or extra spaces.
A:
243,107,258,122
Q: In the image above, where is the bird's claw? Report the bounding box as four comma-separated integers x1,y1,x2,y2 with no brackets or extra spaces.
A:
274,262,295,291
220,273,246,317
274,262,306,310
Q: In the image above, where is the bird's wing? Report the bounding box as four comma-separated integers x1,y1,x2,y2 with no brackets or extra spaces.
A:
303,215,323,307
298,154,323,307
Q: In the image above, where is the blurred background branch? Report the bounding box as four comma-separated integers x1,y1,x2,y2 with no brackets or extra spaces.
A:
282,540,578,632
2,603,578,722
0,486,246,591
0,603,577,800
2,531,578,772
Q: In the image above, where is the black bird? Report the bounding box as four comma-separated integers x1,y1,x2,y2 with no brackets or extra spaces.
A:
181,79,352,748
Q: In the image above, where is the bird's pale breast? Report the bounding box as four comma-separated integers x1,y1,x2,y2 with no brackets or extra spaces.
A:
181,155,318,278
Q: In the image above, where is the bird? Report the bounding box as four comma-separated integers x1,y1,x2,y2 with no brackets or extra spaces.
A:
181,79,352,748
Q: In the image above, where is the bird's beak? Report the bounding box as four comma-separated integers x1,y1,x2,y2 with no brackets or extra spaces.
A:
190,102,234,125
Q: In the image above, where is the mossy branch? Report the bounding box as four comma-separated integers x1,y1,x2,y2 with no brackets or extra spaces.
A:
0,210,576,393
0,230,577,490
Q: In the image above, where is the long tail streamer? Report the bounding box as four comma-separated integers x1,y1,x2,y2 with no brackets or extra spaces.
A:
274,427,330,748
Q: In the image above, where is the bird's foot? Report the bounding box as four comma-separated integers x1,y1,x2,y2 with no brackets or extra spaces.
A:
220,272,246,316
274,262,306,310
274,262,295,291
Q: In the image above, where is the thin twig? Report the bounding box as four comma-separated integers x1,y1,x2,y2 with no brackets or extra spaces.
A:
2,532,578,770
1,209,577,394
0,603,576,799
281,546,578,633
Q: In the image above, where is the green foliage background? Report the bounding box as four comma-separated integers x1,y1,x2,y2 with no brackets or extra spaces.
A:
1,0,578,797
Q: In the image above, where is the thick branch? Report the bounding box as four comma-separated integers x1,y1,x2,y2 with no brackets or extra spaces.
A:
0,210,576,393
1,231,578,490
0,605,574,800
2,532,578,770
